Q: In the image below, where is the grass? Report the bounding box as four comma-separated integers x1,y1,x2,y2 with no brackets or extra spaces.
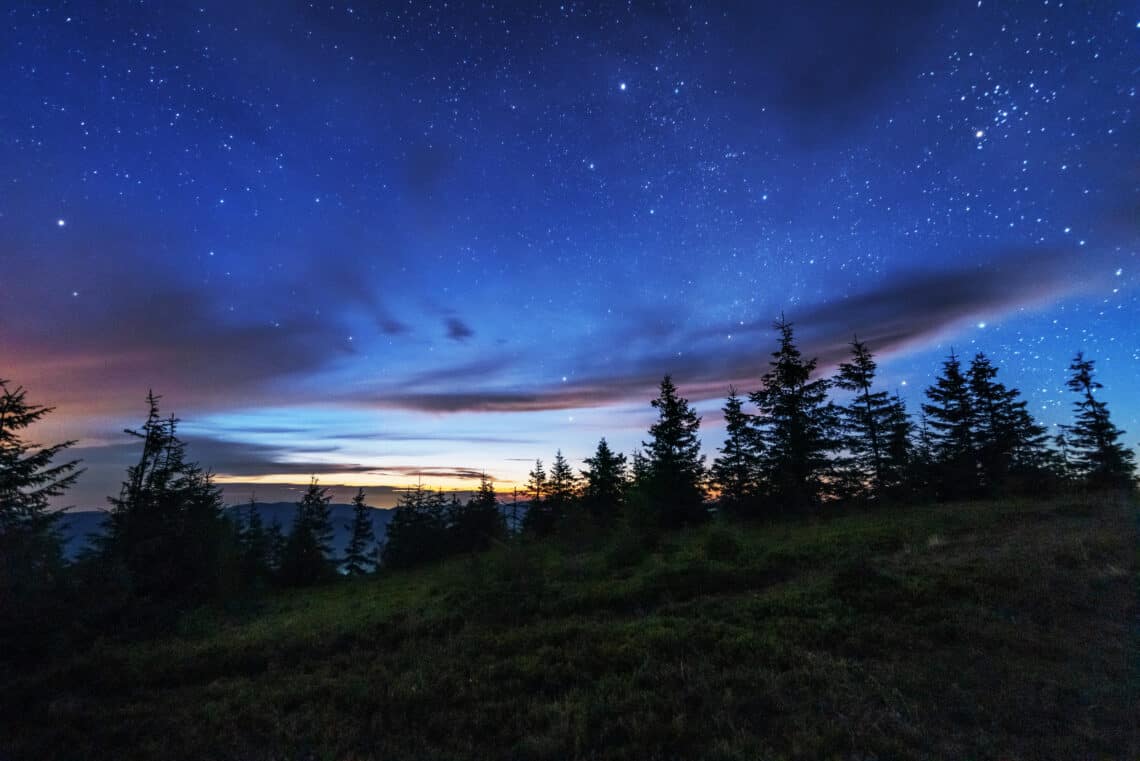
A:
2,493,1136,760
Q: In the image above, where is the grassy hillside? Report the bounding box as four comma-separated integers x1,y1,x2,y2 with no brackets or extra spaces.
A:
3,494,1136,760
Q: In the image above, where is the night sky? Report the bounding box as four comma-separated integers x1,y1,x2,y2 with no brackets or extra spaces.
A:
3,1,1137,507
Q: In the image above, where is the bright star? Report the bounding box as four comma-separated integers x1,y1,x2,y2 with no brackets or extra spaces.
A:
56,219,66,227
618,82,627,91
975,129,984,138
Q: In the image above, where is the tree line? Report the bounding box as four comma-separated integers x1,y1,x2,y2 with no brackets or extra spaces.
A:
1,318,1134,652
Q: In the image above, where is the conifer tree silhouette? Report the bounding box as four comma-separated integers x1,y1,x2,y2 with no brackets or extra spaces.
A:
581,437,627,525
643,375,707,526
0,380,81,641
344,488,376,576
1065,352,1136,488
710,387,762,516
751,318,839,508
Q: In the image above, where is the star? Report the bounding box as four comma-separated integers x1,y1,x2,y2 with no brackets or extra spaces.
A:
618,82,627,92
56,218,66,227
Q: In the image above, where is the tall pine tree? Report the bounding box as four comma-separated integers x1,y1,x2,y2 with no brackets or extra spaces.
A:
546,450,578,524
750,318,839,508
279,478,336,585
99,393,228,608
1065,352,1136,488
967,353,1050,492
881,392,916,496
834,338,894,499
522,458,558,537
921,351,979,498
580,438,627,525
382,483,446,568
709,387,762,516
343,488,376,576
239,495,270,583
0,380,82,643
450,475,506,553
643,375,707,527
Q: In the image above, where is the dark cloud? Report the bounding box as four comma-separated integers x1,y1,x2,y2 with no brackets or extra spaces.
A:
371,466,493,481
63,434,496,507
711,0,952,144
378,317,411,336
337,431,537,445
2,283,349,416
359,246,1084,413
445,317,475,342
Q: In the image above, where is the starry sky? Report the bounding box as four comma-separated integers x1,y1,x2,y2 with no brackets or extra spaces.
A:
2,1,1137,507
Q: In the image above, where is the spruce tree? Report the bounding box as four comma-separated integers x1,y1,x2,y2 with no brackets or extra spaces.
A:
709,387,762,516
99,393,227,608
580,438,627,525
881,392,916,495
279,478,336,585
1065,352,1136,488
450,474,506,553
0,380,81,638
643,375,707,527
343,488,376,576
522,458,558,537
921,351,978,498
967,353,1050,492
750,318,839,508
547,450,578,522
382,483,446,568
240,496,270,582
265,516,287,574
834,338,894,499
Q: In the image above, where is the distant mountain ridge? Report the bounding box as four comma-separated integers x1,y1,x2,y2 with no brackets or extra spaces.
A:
56,503,396,561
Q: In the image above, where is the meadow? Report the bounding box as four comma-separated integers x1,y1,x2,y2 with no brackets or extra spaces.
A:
2,492,1136,760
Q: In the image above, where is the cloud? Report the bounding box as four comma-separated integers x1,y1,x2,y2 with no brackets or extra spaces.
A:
355,246,1085,413
445,317,475,342
62,432,498,507
707,0,953,144
1,284,350,416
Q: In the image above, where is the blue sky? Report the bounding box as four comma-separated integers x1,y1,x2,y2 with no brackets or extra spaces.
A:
2,1,1136,506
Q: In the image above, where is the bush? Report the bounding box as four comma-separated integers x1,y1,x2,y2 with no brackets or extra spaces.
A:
604,529,649,571
700,525,742,563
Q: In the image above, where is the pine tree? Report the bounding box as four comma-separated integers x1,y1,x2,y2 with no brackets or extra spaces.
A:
343,488,376,576
881,392,916,495
450,474,506,553
921,351,979,498
99,392,227,607
547,450,578,521
750,318,839,508
580,437,627,525
1065,352,1136,488
0,380,81,636
834,338,894,499
967,353,1050,492
709,387,762,516
279,478,336,586
382,483,446,569
643,375,707,527
522,458,558,537
240,496,270,582
265,516,287,574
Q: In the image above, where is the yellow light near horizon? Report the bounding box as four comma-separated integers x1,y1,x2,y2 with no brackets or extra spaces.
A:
213,471,524,493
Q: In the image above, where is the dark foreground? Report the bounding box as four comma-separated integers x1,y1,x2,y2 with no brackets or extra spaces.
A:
2,494,1136,760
